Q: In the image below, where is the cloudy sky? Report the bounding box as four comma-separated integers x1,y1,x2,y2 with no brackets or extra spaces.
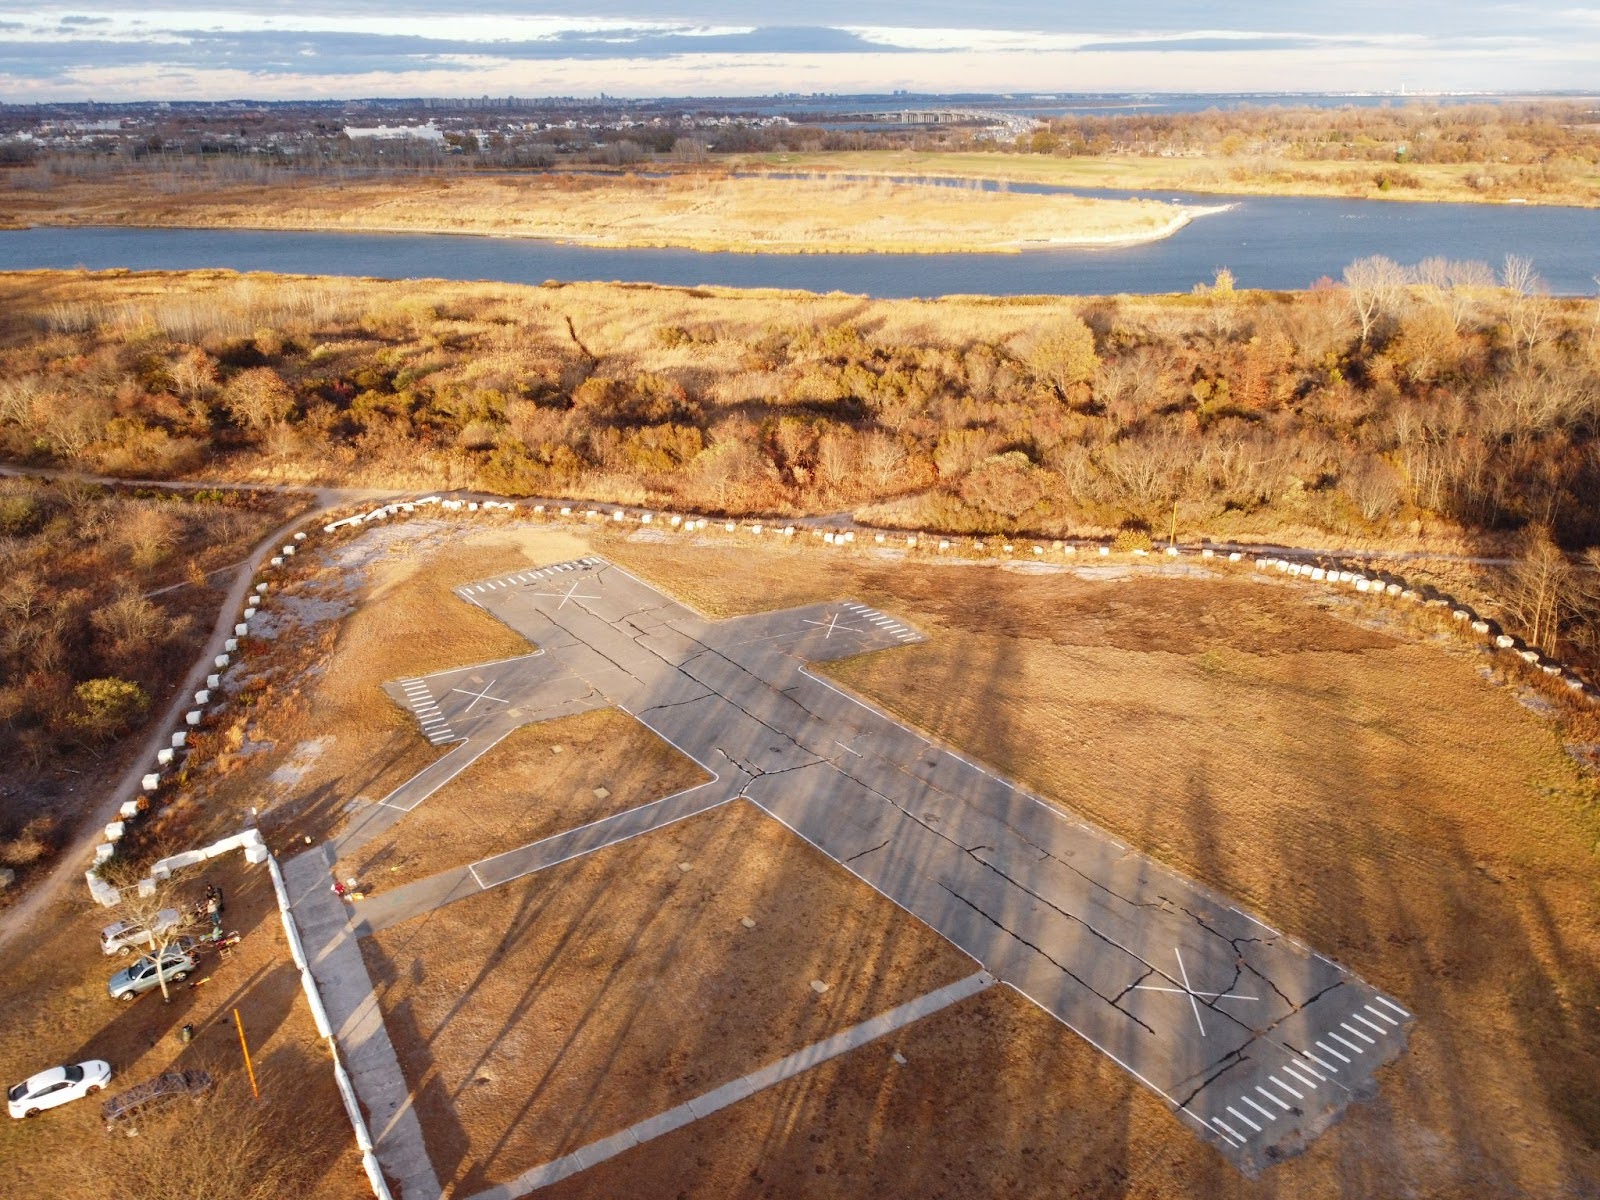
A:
2,2,1597,100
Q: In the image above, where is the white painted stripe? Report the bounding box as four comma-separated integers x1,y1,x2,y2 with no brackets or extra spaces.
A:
1354,1013,1388,1035
1210,1117,1244,1145
1375,996,1411,1019
1242,1095,1278,1123
1364,1004,1400,1026
1270,1074,1304,1100
1315,1039,1351,1064
486,972,995,1195
1302,1050,1338,1073
1228,905,1282,937
1330,1032,1366,1055
1283,1064,1320,1089
1341,1021,1377,1044
1256,1086,1291,1112
1226,1105,1262,1133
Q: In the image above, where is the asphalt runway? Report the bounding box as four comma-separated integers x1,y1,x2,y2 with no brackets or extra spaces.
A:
365,555,1411,1173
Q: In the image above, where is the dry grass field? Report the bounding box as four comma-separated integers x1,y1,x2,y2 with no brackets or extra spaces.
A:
361,799,978,1197
141,515,1600,1199
335,709,710,885
0,855,363,1200
593,535,1600,1200
2,172,1191,253
174,519,594,852
739,149,1600,208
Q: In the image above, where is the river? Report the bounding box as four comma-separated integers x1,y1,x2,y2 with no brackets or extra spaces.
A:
1,189,1596,297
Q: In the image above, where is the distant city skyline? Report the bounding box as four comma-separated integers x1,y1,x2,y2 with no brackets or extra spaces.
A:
1,3,1596,101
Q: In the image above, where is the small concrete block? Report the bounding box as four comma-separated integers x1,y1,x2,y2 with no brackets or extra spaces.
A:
573,1126,640,1171
1063,544,1076,554
269,557,283,567
724,522,736,532
194,689,210,705
157,748,174,766
142,772,161,791
282,545,295,555
750,523,761,534
255,581,269,592
186,710,202,727
551,745,564,755
215,654,229,669
906,537,918,548
104,821,125,841
94,843,114,864
640,512,652,523
1201,548,1215,558
741,917,756,929
1033,546,1043,555
1098,546,1110,556
171,731,187,748
206,674,221,689
1495,634,1517,649
224,638,238,653
235,623,249,637
469,502,480,512
810,979,829,994
119,801,141,819
1165,546,1180,557
560,506,572,516
294,531,307,540
244,843,269,864
892,1051,907,1065
243,607,256,619
593,786,611,800
1003,544,1014,553
678,861,692,872
631,1103,698,1142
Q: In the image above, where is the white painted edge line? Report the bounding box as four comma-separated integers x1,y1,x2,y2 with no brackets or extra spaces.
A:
468,972,995,1200
1227,905,1282,937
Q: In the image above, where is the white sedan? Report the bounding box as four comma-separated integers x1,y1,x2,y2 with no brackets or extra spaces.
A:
7,1060,112,1119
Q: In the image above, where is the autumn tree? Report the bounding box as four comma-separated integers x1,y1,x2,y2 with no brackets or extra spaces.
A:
1026,316,1099,401
221,366,295,432
1502,524,1575,655
72,677,149,738
1343,255,1409,346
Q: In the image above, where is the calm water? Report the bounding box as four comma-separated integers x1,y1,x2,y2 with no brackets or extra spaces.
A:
2,191,1597,297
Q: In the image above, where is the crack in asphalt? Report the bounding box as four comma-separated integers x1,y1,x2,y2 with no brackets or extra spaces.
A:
935,881,1157,1034
844,839,891,864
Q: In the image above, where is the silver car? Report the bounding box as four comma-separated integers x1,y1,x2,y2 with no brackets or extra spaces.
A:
100,908,181,956
107,941,197,1002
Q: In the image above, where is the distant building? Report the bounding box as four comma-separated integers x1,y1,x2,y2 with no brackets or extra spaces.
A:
342,122,445,143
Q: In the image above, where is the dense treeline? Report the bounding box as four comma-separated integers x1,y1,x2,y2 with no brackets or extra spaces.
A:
0,477,299,874
1,265,1597,652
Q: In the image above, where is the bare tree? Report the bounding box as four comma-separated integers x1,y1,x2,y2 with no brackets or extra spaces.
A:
1343,255,1409,345
1500,254,1550,357
101,869,194,1003
1502,524,1575,656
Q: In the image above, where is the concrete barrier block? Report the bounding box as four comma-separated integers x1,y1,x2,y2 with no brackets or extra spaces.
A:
171,731,187,749
1003,543,1014,553
194,689,210,705
1064,544,1077,555
105,821,125,841
750,523,762,535
1495,634,1517,649
224,638,238,653
294,531,307,540
215,654,229,669
206,834,245,857
151,863,171,882
141,773,161,792
1310,567,1326,580
157,748,174,766
185,711,201,727
1098,546,1110,556
282,545,295,556
244,842,268,864
235,623,249,637
1033,546,1044,555
94,843,114,864
240,827,265,850
207,674,221,689
158,850,208,873
1471,620,1490,634
639,512,651,522
1386,583,1404,597
1228,551,1242,561
362,1152,389,1199
255,582,269,593
1202,548,1215,559
1165,546,1180,557
119,801,141,819
243,606,257,619
1519,649,1542,664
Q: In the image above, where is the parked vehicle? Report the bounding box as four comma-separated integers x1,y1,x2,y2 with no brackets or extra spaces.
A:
101,1069,213,1132
99,908,182,956
107,940,197,1001
7,1060,112,1118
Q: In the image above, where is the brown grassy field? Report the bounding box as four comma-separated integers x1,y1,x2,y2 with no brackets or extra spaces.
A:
136,515,1600,1198
165,519,594,854
592,536,1600,1199
361,799,978,1198
0,854,363,1200
738,149,1600,208
0,171,1191,253
335,708,710,885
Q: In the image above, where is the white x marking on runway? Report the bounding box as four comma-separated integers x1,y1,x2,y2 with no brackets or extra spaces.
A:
801,612,861,638
450,679,506,713
531,581,600,610
1131,948,1257,1037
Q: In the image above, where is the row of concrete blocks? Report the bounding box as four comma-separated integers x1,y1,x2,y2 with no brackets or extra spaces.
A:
86,826,268,908
94,541,296,904
265,855,394,1200
1253,555,1598,702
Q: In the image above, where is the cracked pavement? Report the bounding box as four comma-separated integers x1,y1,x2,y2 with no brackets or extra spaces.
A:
356,555,1413,1175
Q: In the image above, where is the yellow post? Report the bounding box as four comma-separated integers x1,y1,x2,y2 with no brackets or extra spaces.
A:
1170,501,1178,549
234,1007,260,1101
